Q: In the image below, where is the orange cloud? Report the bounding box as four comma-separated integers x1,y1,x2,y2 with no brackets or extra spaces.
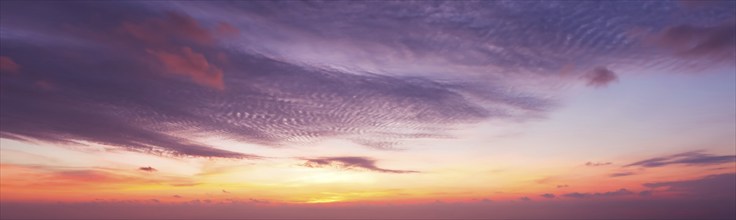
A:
0,56,21,74
147,47,225,90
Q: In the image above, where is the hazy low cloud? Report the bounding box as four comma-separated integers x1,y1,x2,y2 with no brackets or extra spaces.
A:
540,193,556,199
644,173,736,198
562,188,635,199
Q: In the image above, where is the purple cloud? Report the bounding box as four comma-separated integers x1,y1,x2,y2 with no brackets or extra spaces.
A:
625,151,736,168
643,173,736,198
301,157,418,174
582,67,618,88
656,20,736,62
1,1,734,160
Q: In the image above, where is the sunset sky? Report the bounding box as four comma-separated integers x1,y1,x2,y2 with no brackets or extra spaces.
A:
0,1,735,219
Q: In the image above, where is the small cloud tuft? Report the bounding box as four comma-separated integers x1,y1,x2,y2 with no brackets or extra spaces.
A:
582,67,618,88
138,166,157,172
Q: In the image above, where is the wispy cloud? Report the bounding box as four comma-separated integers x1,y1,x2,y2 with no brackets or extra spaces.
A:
0,1,734,160
300,157,418,174
609,172,636,177
625,151,736,168
0,163,193,188
585,162,612,167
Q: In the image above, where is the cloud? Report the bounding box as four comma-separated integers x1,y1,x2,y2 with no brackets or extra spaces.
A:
625,151,736,168
582,67,617,87
138,166,157,172
585,162,612,167
215,22,240,37
119,12,216,46
519,196,531,201
643,173,736,198
1,1,733,159
0,56,20,74
656,20,736,61
0,164,196,188
609,172,636,177
562,188,635,199
117,12,229,90
638,190,653,196
147,47,224,90
3,196,735,220
556,184,569,188
1,3,553,157
301,157,418,174
540,193,556,199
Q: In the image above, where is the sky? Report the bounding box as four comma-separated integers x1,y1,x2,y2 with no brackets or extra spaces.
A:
0,0,734,219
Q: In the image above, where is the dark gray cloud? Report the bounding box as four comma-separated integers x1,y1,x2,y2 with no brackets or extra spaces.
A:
301,157,418,174
562,188,635,199
625,151,736,168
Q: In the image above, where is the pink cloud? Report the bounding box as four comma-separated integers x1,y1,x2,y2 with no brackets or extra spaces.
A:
119,12,214,46
0,56,21,74
147,47,225,90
